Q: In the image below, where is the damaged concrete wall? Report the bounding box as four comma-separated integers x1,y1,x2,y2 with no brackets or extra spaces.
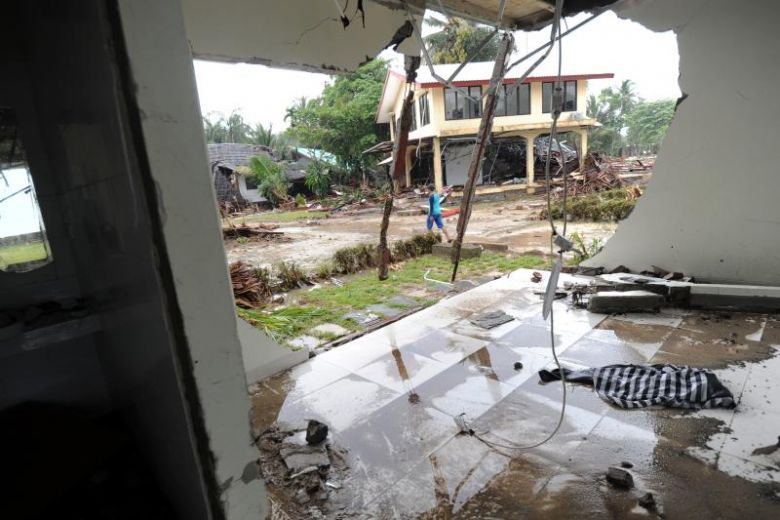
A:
587,0,780,286
118,0,268,517
180,0,414,72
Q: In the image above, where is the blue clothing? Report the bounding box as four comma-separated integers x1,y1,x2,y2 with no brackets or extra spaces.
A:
427,214,444,230
428,193,442,216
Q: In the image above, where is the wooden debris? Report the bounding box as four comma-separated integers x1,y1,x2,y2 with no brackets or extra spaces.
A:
229,261,268,307
222,223,287,241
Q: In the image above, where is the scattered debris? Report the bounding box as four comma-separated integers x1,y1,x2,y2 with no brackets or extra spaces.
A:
638,492,656,510
255,425,349,518
279,436,330,473
230,261,269,307
223,223,288,241
587,290,664,314
531,271,543,283
751,436,780,456
469,310,514,329
513,361,523,370
606,466,634,489
324,480,342,490
305,420,329,445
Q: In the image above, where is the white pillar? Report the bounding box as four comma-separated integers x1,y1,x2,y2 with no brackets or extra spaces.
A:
433,137,444,192
579,128,588,171
525,134,535,192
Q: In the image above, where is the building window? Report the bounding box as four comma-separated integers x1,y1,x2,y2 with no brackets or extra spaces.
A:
0,107,53,272
419,93,430,126
542,81,577,113
410,101,418,131
244,174,259,190
444,86,482,120
495,83,531,117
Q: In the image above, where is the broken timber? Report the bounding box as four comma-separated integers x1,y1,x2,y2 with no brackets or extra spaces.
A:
378,56,420,281
450,34,514,282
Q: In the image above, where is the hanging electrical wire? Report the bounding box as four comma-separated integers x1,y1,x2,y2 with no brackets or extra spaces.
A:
455,0,570,455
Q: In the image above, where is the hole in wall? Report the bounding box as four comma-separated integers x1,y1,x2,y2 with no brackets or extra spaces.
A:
0,107,53,273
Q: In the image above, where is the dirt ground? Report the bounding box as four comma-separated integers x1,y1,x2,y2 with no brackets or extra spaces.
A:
225,194,617,269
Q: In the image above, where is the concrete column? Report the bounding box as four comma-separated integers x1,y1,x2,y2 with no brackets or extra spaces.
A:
525,134,535,192
579,128,588,171
404,146,415,188
433,137,444,191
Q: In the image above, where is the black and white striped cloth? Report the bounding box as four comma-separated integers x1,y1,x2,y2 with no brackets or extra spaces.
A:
539,364,736,410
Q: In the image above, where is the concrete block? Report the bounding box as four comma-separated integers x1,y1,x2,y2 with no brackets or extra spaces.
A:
587,290,663,314
432,242,482,260
473,242,509,252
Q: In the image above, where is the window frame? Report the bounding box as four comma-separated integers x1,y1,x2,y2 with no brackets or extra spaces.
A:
542,80,578,114
444,86,483,120
419,93,430,127
495,83,531,117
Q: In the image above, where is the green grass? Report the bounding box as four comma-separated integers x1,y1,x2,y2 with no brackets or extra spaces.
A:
244,252,547,344
0,242,49,266
232,210,328,224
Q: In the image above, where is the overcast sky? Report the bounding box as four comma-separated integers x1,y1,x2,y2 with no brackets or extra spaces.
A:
194,10,680,131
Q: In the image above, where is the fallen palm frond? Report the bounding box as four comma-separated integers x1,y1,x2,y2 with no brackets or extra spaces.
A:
238,306,326,340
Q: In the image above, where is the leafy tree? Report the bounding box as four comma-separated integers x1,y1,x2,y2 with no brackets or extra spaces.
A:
202,110,252,143
587,80,639,156
224,110,252,143
423,17,503,64
304,160,331,198
626,99,675,155
287,60,389,181
239,155,289,206
202,112,228,143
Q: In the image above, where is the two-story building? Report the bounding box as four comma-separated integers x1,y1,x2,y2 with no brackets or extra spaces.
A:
371,62,613,193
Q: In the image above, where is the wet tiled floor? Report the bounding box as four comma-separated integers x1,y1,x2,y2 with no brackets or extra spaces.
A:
251,269,780,518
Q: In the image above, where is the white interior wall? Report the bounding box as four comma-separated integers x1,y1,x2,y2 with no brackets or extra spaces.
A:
118,1,268,517
587,0,780,286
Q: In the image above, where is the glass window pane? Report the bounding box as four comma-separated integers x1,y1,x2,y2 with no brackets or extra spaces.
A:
445,88,461,120
506,85,519,116
410,101,417,130
564,81,577,111
542,82,553,113
518,84,530,115
495,85,507,117
467,86,482,118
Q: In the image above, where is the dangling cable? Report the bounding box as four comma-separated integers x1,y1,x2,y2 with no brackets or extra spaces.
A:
457,0,569,454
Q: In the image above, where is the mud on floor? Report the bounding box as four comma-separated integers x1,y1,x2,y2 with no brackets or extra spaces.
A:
250,271,780,519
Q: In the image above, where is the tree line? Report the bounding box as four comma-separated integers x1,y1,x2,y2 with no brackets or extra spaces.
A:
203,18,676,190
587,80,676,157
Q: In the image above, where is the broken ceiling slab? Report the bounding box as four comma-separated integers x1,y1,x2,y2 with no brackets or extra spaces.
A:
180,0,415,73
180,0,620,73
381,0,620,30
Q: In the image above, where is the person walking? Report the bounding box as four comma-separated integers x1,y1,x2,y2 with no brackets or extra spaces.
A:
426,186,451,242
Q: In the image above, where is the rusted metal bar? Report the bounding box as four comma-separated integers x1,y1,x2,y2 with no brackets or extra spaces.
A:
378,56,420,281
450,33,514,282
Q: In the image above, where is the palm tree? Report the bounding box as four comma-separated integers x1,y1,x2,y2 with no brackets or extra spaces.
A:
284,97,308,125
251,123,274,146
224,110,251,143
